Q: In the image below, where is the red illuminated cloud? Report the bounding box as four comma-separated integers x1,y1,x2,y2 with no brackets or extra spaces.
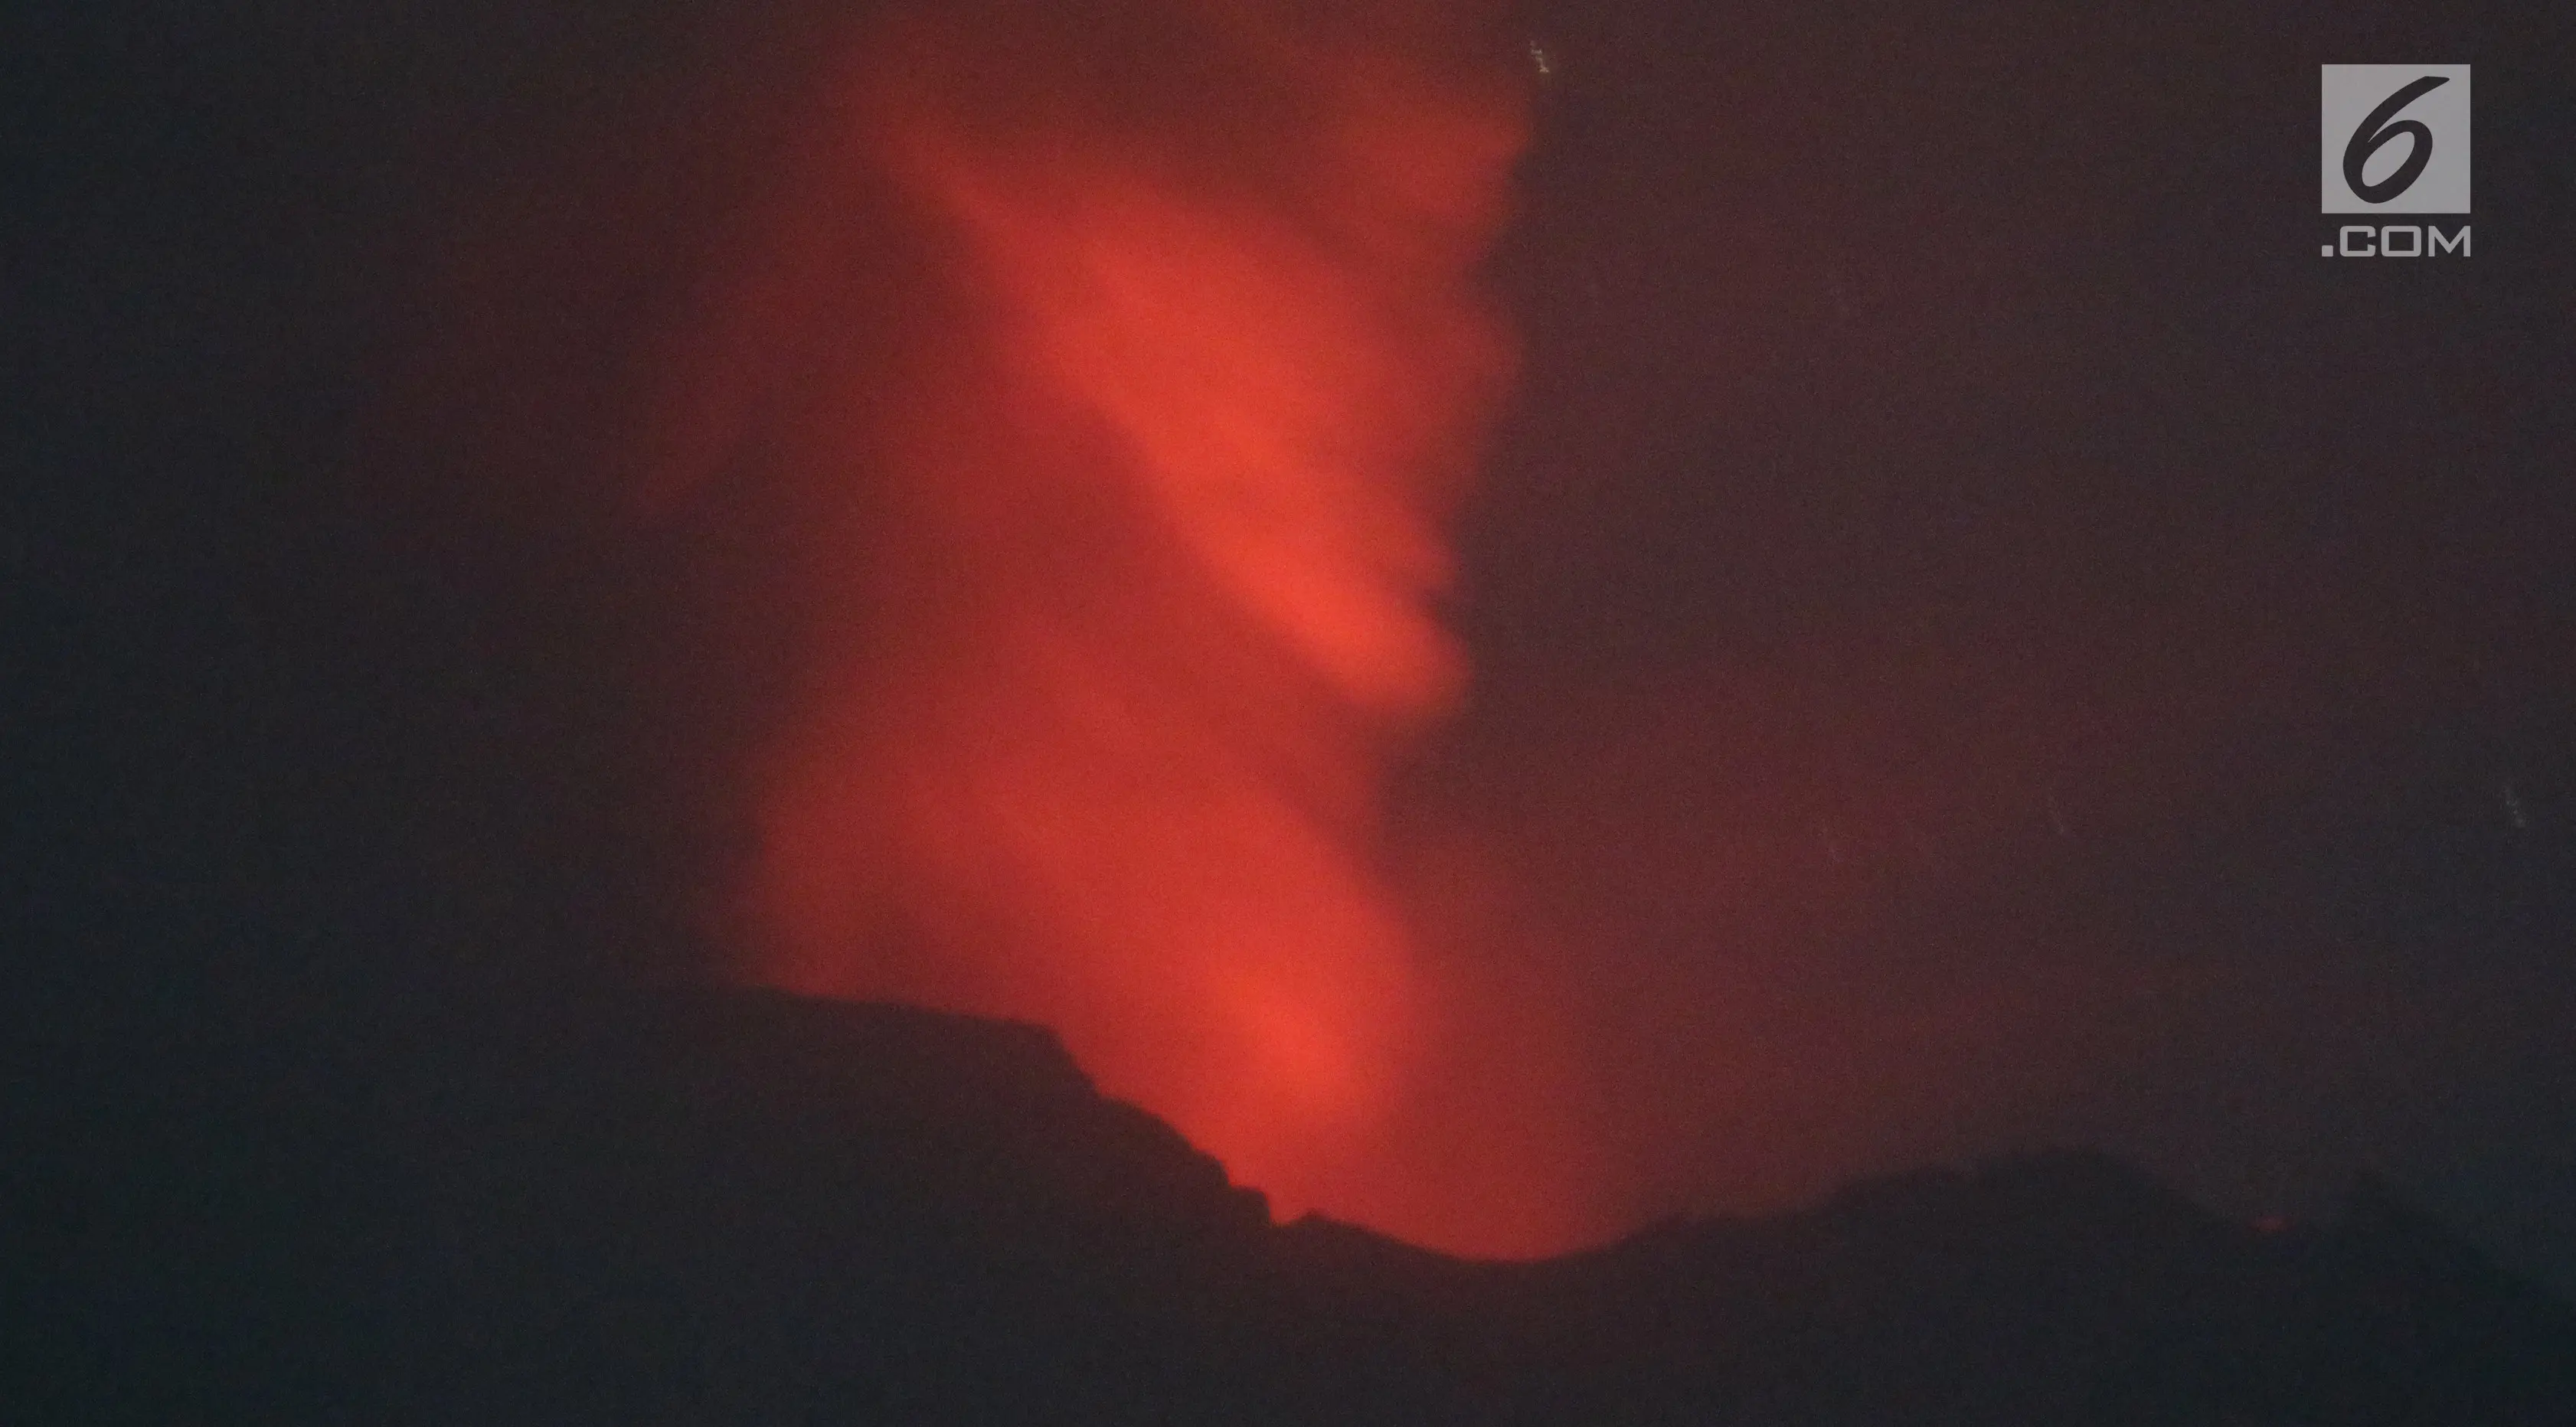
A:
654,0,1586,1254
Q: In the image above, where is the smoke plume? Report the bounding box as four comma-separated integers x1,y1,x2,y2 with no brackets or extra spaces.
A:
655,0,1581,1252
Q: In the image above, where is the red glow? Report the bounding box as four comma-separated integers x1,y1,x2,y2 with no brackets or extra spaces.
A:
662,1,1594,1255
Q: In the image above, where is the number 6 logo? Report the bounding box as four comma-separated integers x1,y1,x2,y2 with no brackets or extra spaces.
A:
2342,75,2448,204
2322,66,2469,215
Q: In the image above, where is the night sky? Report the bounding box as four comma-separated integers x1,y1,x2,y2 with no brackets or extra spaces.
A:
1423,0,2576,1275
15,0,2576,1288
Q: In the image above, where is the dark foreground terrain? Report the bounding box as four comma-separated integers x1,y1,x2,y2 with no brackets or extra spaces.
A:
24,985,2574,1424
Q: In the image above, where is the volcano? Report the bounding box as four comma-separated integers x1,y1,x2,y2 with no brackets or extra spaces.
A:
30,984,2570,1423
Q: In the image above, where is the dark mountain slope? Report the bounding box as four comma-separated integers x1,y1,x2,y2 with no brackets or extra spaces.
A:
186,986,2564,1425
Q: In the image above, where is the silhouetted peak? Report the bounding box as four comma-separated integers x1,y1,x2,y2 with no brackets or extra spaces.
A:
380,984,1273,1257
40,979,2576,1422
2306,1168,2555,1307
1774,1148,2230,1275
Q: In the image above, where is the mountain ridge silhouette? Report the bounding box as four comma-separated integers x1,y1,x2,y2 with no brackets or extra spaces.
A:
21,980,2575,1422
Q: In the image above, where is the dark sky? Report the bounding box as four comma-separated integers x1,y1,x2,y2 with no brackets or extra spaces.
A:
15,1,2575,1286
1425,0,2576,1276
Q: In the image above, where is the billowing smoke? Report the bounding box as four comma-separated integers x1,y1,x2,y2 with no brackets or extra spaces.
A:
652,0,1595,1252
